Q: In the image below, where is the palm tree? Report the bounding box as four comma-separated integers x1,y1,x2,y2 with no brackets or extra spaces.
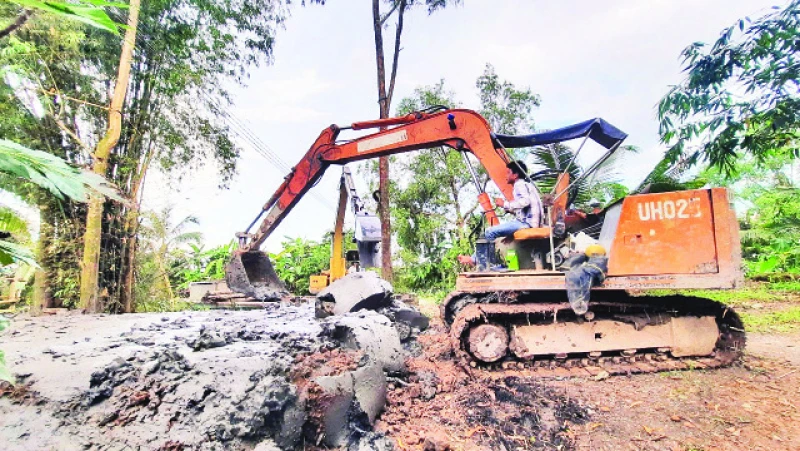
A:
138,207,202,305
527,143,636,209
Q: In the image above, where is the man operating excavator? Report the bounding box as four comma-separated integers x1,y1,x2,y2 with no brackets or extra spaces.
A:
458,160,544,270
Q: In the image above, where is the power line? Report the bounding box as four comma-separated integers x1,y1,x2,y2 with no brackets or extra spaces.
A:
131,26,337,214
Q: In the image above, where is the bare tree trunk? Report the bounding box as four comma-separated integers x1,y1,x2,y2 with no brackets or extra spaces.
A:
371,0,406,283
0,9,32,39
79,0,140,312
30,205,49,316
120,135,155,312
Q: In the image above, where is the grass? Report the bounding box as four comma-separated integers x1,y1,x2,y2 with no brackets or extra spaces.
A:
646,285,793,308
647,281,800,333
739,307,800,333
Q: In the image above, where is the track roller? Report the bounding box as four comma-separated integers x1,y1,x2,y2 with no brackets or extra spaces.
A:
467,323,509,363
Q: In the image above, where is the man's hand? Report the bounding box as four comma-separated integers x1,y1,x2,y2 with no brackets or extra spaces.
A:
495,197,506,208
457,255,474,266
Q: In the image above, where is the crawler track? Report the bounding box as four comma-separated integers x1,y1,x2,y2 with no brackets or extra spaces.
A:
441,291,746,378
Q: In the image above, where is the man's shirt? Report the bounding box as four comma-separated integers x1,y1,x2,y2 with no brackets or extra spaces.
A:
505,179,543,227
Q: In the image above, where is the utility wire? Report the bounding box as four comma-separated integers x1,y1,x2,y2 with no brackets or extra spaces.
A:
131,26,337,214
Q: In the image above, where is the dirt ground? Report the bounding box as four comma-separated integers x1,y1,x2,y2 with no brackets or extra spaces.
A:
1,299,798,451
383,299,800,451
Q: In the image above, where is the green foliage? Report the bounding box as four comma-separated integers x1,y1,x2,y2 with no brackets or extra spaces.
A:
476,63,540,134
580,182,629,208
269,236,331,295
386,66,540,292
0,139,121,268
171,242,235,290
740,307,800,333
701,156,800,276
658,1,800,174
134,207,202,307
0,207,34,266
0,139,124,203
1,0,289,310
394,236,472,292
632,154,708,195
9,0,125,34
740,182,800,275
0,316,13,384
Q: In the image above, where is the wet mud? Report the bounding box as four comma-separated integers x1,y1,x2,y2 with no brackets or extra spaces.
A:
0,301,417,450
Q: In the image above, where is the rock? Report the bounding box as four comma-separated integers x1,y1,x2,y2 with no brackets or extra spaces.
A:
324,311,405,373
593,370,610,381
423,433,451,451
314,371,357,448
312,360,389,448
417,371,439,401
252,441,282,451
316,272,393,317
352,362,388,424
349,432,395,451
392,306,430,331
188,326,227,351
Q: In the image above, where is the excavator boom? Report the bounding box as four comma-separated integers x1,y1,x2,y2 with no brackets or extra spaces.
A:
226,109,516,299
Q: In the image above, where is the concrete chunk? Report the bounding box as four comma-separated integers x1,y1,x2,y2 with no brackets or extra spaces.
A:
324,311,405,373
316,272,393,317
352,361,387,424
313,371,356,447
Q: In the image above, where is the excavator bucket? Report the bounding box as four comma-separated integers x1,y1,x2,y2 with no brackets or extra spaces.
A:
225,250,288,301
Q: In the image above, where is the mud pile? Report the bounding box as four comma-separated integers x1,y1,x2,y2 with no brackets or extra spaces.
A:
377,322,591,450
0,300,421,450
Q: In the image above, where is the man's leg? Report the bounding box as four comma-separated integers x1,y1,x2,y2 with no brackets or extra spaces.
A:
484,220,529,241
459,221,530,266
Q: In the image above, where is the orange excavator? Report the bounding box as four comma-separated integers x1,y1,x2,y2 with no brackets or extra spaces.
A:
226,107,745,375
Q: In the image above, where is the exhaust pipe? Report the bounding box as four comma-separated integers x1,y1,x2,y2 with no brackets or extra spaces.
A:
225,250,288,301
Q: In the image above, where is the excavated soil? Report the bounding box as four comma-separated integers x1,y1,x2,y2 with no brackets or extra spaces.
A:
377,325,590,450
2,298,799,451
0,303,412,450
376,313,800,451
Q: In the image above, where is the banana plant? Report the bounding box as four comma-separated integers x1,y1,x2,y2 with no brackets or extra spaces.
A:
0,316,12,384
0,139,126,265
3,0,125,37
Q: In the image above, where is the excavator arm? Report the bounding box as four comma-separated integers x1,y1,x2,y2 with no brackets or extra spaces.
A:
226,108,517,300
238,108,515,252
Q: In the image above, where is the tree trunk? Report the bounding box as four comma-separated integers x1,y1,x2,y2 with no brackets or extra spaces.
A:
79,0,140,312
371,0,406,283
0,9,32,39
119,137,154,313
30,206,49,316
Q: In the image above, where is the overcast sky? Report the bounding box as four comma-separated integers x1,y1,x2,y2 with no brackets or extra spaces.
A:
142,0,783,252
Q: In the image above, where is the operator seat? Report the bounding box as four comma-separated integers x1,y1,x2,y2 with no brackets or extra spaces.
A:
512,174,570,241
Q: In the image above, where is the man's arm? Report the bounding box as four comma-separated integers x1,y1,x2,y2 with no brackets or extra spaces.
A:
505,183,532,211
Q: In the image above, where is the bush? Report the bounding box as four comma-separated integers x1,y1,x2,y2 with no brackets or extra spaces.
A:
270,237,332,295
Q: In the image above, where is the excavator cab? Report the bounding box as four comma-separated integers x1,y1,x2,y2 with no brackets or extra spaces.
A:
491,118,629,271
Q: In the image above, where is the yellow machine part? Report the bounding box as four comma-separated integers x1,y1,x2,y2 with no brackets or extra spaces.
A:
308,171,350,294
309,274,330,295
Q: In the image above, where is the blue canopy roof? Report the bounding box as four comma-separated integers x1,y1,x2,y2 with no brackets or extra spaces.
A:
494,118,627,150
